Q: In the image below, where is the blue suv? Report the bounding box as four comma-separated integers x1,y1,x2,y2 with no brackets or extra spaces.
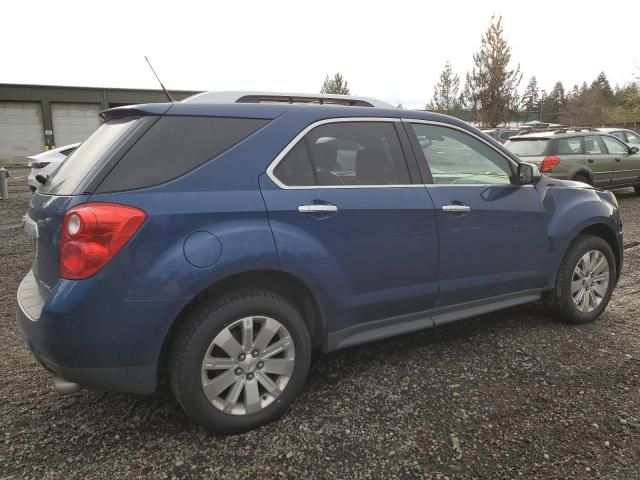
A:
17,92,623,433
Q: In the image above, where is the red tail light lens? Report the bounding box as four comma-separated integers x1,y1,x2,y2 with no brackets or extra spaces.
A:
60,203,147,280
31,162,50,169
540,156,561,173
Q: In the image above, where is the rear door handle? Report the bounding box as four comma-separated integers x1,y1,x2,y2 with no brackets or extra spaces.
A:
587,159,594,163
298,204,338,213
442,204,471,213
615,158,621,162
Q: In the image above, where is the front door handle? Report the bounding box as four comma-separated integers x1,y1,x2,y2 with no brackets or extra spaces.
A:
442,204,471,213
615,157,621,162
298,204,338,213
587,159,594,163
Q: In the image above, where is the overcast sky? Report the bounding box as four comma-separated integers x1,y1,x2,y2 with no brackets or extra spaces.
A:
3,0,639,109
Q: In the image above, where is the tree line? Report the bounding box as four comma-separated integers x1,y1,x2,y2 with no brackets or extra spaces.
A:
321,16,640,129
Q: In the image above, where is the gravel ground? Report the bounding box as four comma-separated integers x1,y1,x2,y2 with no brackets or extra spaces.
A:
1,168,639,480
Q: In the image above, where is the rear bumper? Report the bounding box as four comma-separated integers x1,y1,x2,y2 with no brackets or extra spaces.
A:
15,270,180,395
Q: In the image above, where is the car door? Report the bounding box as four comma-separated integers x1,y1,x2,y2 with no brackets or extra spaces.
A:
584,135,613,187
405,120,548,320
260,118,440,337
601,134,640,186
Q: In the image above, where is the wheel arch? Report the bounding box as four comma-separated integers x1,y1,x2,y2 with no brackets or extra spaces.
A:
157,269,327,385
575,223,622,277
572,169,593,184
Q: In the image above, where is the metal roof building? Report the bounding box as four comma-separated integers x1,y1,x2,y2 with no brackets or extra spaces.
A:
0,83,200,165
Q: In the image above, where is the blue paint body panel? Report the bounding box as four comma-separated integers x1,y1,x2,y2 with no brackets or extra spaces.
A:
16,103,624,394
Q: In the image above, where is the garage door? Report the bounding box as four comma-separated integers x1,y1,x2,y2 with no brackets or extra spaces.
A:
51,103,102,147
0,102,45,164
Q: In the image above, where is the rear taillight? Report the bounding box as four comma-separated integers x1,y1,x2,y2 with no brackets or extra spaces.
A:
31,162,50,169
540,156,561,173
60,203,146,280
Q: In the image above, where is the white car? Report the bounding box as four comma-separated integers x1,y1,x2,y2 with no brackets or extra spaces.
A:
27,143,79,191
594,128,640,148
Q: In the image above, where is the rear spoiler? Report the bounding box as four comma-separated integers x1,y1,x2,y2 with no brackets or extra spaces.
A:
99,103,173,122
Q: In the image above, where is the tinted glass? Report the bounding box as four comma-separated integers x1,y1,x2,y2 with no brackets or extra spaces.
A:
505,139,549,156
304,122,410,186
41,117,138,195
412,123,512,185
97,116,268,192
584,136,603,154
555,137,583,155
273,141,315,186
601,135,628,154
625,131,640,143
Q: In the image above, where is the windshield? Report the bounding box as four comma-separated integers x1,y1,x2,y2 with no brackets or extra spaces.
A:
504,139,549,157
40,118,139,195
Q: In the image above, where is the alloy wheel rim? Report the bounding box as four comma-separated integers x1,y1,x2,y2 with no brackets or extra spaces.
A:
201,316,295,415
571,250,610,313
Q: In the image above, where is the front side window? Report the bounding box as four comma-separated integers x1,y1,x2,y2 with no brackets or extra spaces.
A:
411,123,512,185
505,139,550,157
601,135,629,154
555,137,583,155
584,136,604,155
273,121,411,187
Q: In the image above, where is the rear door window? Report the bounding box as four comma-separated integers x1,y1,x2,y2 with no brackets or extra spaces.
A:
584,136,604,154
555,137,583,155
272,121,411,187
40,118,138,195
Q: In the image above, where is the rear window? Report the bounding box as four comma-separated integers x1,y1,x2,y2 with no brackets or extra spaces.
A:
96,116,268,193
504,139,549,156
41,118,138,195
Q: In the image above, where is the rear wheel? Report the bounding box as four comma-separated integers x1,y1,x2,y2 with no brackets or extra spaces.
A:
551,235,616,324
169,289,311,433
634,185,640,195
573,173,592,185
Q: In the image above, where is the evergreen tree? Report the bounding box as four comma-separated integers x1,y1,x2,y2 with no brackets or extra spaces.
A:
427,61,461,114
591,72,613,100
521,76,539,115
465,16,522,127
320,73,350,95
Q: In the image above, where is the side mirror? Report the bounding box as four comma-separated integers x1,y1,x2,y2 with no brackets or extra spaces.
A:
516,162,542,185
630,146,639,155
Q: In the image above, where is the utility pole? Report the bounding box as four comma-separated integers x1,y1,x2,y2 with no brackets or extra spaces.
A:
539,90,546,122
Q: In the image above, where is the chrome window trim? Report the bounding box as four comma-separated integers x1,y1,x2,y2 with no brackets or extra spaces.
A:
265,117,424,190
404,119,520,174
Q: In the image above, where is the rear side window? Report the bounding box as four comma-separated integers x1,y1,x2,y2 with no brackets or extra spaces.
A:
272,121,411,187
273,142,315,186
97,116,268,192
41,118,138,195
505,139,549,156
555,137,583,155
584,136,603,154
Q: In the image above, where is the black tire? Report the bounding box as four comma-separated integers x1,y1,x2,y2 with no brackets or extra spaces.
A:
634,185,640,196
551,235,616,324
169,289,311,433
573,173,591,185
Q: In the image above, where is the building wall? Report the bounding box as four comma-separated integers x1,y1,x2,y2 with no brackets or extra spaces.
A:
0,84,200,164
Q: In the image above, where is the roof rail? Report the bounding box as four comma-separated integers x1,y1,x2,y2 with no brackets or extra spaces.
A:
181,91,394,108
552,127,596,134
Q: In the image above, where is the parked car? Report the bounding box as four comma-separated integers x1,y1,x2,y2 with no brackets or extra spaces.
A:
17,92,623,433
505,129,640,194
26,143,79,192
593,127,640,148
481,127,521,144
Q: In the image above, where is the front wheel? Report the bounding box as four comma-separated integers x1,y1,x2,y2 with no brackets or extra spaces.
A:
551,235,616,324
169,289,311,433
634,185,640,196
